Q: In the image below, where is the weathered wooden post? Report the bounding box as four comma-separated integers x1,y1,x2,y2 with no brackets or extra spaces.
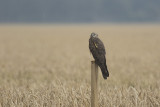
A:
91,61,98,107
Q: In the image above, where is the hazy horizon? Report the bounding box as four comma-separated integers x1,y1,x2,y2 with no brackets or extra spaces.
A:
0,0,160,23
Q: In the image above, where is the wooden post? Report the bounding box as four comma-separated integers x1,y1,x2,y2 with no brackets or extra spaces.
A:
91,61,98,107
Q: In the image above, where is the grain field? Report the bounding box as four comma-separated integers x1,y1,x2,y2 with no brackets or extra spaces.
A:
0,24,160,107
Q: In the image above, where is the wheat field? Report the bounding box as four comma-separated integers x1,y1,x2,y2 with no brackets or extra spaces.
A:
0,24,160,107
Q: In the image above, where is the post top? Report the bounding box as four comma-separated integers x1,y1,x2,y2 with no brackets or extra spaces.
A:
91,60,95,64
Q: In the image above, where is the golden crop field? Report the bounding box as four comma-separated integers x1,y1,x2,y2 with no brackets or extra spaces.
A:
0,24,160,107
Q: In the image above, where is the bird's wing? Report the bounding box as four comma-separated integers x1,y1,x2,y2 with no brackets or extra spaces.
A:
93,37,106,55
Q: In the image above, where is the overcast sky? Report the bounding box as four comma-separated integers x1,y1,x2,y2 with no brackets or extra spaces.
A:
0,0,160,23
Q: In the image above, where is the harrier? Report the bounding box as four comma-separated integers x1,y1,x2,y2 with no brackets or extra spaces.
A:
89,32,109,79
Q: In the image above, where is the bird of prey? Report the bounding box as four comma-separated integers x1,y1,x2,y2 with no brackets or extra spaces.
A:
89,32,109,79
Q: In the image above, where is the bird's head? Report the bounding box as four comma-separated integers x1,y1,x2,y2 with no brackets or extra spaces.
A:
91,32,98,38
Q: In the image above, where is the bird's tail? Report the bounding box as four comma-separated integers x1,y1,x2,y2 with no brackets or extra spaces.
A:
100,64,109,79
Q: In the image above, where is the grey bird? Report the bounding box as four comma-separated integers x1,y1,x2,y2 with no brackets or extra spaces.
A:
89,32,109,79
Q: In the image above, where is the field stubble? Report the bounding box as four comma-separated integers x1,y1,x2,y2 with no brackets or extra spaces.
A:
0,24,160,107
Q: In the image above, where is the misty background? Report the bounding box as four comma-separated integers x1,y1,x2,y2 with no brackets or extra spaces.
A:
0,0,160,23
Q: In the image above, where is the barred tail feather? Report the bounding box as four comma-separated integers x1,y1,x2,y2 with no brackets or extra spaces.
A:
100,64,109,79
